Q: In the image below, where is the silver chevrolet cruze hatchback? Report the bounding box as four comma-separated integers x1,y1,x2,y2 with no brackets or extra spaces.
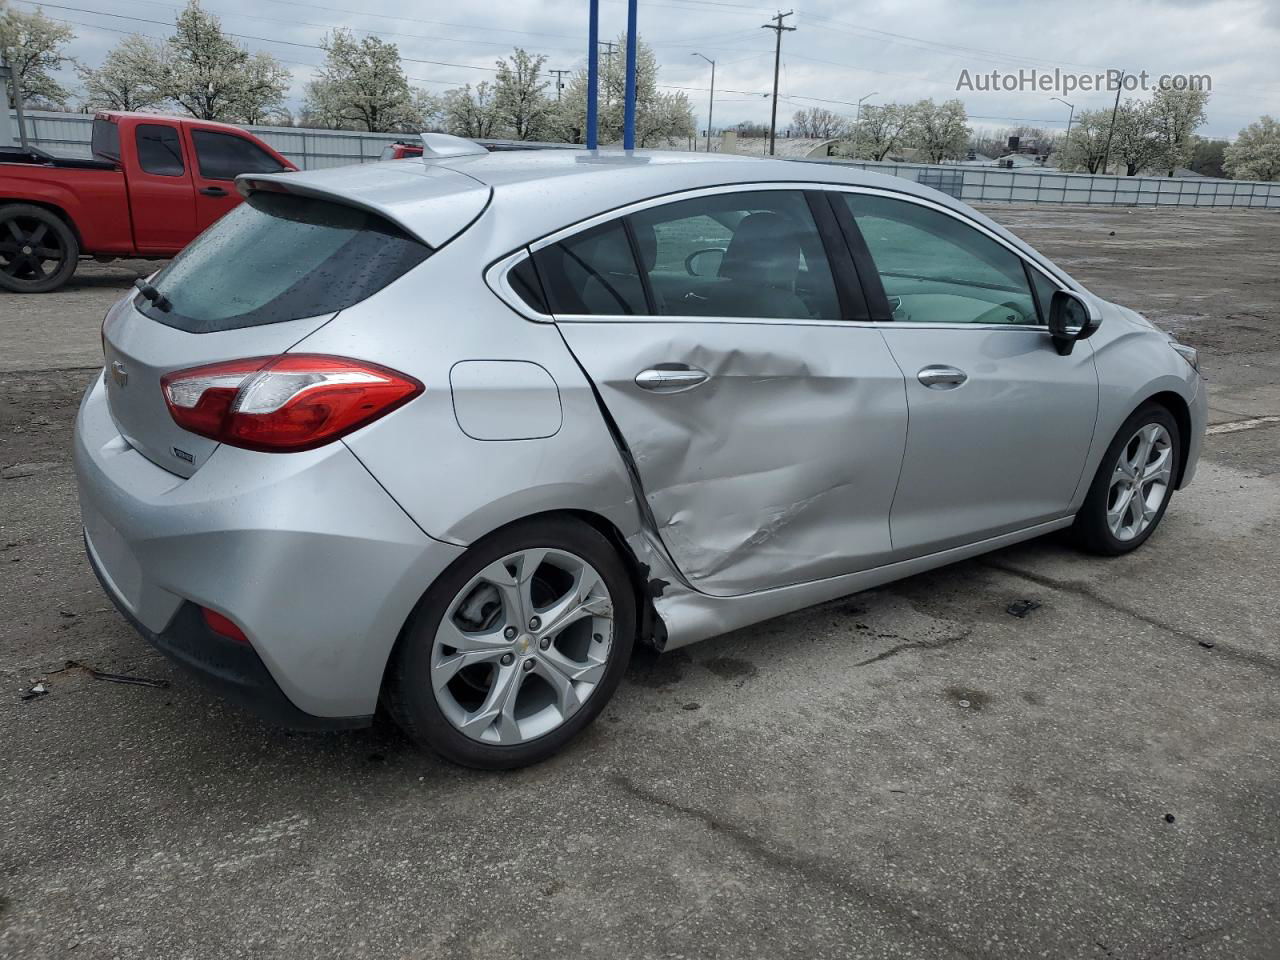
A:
75,140,1206,768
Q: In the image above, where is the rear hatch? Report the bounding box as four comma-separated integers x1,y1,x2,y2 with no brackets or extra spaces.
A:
102,162,489,477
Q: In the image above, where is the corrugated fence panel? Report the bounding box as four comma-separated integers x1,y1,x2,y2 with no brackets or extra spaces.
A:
10,110,1280,208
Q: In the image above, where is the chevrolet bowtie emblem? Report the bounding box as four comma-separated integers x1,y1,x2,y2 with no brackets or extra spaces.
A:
110,361,129,388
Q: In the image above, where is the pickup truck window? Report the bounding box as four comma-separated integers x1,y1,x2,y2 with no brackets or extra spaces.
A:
192,130,285,181
136,124,185,177
137,192,431,333
92,118,121,162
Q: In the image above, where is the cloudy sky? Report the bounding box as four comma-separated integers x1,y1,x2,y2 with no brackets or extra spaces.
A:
18,0,1280,138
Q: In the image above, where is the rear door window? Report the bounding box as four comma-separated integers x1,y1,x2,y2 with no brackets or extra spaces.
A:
530,190,841,321
137,192,431,333
192,130,286,180
135,124,185,177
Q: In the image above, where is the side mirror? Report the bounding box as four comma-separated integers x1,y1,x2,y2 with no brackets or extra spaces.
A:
1048,290,1101,356
684,247,725,278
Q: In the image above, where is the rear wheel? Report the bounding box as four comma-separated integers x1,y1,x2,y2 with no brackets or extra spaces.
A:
1073,402,1181,555
0,204,79,293
386,517,636,769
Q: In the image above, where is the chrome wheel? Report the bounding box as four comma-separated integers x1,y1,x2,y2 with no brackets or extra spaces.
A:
431,548,615,745
1106,423,1173,542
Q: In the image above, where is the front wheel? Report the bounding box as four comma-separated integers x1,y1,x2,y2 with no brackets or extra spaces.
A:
385,517,636,769
0,204,80,293
1073,402,1181,555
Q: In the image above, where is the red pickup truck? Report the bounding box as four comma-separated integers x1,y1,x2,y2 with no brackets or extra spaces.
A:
0,112,295,293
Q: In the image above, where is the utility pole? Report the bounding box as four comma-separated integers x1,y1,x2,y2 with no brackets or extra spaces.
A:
692,53,715,152
599,41,616,105
761,11,795,156
855,90,877,160
550,69,570,102
1100,71,1124,175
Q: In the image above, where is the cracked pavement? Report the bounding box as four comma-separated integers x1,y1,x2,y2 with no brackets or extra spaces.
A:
2,207,1279,958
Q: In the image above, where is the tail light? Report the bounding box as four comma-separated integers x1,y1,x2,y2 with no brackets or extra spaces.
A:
161,355,422,453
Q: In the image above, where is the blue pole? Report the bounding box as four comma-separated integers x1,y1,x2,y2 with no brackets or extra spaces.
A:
623,0,638,150
586,0,599,149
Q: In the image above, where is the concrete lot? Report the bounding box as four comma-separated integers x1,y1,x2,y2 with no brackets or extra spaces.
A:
1,206,1278,959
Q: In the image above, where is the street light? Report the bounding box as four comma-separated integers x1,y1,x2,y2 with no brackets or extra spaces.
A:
855,91,878,159
692,53,716,153
1051,96,1075,144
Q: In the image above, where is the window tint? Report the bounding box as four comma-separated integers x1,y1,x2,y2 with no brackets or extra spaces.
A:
533,220,647,316
192,129,285,180
135,124,184,177
1028,266,1060,324
843,194,1039,325
533,191,840,321
92,118,121,163
634,191,839,320
508,255,549,314
137,193,431,333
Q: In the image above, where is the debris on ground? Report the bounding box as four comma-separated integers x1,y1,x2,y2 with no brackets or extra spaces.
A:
64,660,170,689
1165,813,1177,824
1198,639,1216,649
1006,599,1042,618
21,682,48,701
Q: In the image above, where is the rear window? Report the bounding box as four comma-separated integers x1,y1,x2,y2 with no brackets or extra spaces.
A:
138,192,431,333
91,118,120,163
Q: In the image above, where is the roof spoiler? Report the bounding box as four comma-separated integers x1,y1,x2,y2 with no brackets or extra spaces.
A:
419,133,488,159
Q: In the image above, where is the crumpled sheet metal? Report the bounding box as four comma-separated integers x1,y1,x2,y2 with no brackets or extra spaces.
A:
560,324,909,598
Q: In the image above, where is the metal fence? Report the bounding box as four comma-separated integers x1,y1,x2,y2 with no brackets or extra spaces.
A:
9,110,1280,209
794,156,1280,209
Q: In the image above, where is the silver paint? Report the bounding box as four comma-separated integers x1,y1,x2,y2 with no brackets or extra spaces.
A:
75,149,1206,724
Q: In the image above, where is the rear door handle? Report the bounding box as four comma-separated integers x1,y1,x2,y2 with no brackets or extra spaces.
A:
917,365,968,389
199,186,228,197
635,365,709,393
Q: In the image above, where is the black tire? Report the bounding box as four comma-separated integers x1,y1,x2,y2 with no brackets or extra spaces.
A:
385,516,636,769
1073,401,1181,556
0,203,80,293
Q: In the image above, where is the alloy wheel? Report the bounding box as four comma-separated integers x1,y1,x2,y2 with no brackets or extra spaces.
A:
1106,422,1173,542
430,548,615,745
0,215,67,285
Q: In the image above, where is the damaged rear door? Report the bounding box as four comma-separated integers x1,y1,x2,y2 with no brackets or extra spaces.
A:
532,187,908,597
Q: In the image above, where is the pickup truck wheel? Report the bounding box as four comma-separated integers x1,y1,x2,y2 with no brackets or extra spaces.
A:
0,204,79,294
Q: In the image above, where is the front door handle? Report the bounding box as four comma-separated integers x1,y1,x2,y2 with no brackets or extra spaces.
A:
917,365,968,389
199,186,228,197
635,365,710,393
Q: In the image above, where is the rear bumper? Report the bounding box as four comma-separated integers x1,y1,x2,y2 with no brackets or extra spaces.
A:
74,373,466,720
87,539,368,730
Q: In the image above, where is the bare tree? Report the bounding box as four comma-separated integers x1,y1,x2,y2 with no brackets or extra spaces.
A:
791,107,849,139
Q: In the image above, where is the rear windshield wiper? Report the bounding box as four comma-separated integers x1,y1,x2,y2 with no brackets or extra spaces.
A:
134,279,172,312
